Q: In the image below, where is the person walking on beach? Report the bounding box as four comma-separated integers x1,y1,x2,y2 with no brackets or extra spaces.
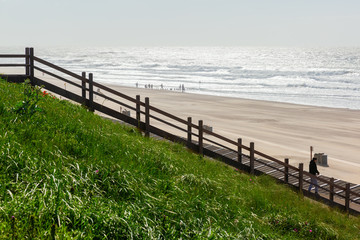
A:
308,157,320,195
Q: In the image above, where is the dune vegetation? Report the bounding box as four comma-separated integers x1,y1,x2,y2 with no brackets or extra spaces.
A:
0,78,359,239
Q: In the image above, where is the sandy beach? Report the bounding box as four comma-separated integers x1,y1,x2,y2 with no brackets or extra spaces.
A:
105,85,360,184
2,67,360,184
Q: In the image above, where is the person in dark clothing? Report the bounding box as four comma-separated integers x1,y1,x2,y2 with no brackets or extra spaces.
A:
308,157,320,194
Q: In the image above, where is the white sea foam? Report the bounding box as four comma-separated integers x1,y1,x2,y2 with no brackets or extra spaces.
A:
1,46,360,109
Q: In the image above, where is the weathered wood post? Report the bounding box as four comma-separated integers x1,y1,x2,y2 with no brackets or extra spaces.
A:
284,158,289,183
345,183,350,212
187,117,192,148
29,47,34,85
299,163,304,194
145,97,150,137
237,138,242,163
198,120,203,156
88,73,94,112
81,72,86,105
250,142,254,174
136,95,141,128
25,47,30,76
330,177,334,203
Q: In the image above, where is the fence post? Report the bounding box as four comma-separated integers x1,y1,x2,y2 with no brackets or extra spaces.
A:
88,73,94,112
329,177,334,203
29,47,34,85
250,142,254,174
284,158,289,183
345,183,350,212
237,138,242,163
198,120,203,156
136,95,141,129
299,163,304,194
25,47,30,76
145,97,150,137
187,117,192,148
81,72,86,105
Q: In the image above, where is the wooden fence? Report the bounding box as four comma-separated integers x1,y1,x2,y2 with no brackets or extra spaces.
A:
1,47,360,215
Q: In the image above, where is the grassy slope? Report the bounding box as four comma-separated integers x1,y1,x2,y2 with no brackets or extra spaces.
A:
0,78,359,239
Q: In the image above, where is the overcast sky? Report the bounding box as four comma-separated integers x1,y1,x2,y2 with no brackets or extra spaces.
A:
1,0,360,47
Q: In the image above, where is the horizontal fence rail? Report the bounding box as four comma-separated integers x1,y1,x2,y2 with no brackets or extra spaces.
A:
1,47,360,215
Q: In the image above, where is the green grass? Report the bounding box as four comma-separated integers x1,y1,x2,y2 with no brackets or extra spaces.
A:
0,78,359,239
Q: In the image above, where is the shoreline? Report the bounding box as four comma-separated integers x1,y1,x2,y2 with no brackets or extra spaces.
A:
2,67,360,184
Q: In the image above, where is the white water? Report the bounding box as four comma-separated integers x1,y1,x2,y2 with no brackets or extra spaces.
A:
2,46,360,109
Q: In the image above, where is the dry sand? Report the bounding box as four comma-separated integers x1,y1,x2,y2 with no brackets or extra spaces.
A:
107,85,360,184
2,67,360,184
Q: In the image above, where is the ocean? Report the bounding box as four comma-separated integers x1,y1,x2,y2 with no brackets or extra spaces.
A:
2,46,360,110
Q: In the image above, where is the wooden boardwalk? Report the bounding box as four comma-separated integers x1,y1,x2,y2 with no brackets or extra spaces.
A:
203,141,360,213
2,47,360,215
151,134,360,214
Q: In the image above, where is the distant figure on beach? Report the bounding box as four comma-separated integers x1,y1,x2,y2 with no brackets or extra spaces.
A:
160,84,163,89
181,84,185,92
308,157,320,195
136,82,138,88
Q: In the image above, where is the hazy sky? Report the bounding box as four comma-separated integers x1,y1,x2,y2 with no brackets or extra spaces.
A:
1,0,360,47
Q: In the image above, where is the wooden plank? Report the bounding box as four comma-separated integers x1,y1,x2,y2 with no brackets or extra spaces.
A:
187,117,192,148
25,48,30,76
33,66,83,89
206,130,250,151
2,75,28,83
266,167,284,175
255,150,299,172
222,151,236,158
150,105,190,126
92,102,140,128
35,78,85,104
149,125,188,145
0,54,26,58
203,136,235,152
0,64,26,67
93,81,138,104
145,97,150,137
250,142,254,174
238,138,242,163
150,114,187,133
29,48,34,84
81,72,86,103
136,95,141,128
34,56,87,82
199,120,203,155
205,145,221,152
89,73,94,111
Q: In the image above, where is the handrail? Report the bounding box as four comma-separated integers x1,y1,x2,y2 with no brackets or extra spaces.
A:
34,56,87,83
33,65,83,89
95,91,137,112
149,105,192,127
206,129,251,151
0,54,26,58
150,114,188,134
92,81,138,104
2,48,359,214
0,64,27,67
254,150,299,172
203,136,235,153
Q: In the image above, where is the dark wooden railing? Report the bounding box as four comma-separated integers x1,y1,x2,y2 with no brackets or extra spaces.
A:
1,47,359,215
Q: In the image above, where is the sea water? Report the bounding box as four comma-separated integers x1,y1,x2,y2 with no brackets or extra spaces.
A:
2,46,360,109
